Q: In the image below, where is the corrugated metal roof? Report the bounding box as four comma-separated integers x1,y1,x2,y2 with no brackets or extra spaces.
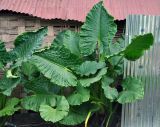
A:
0,0,160,21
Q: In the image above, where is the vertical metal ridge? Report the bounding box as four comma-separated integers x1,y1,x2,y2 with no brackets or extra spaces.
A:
121,15,160,127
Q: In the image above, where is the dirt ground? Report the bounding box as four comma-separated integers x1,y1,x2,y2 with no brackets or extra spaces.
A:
5,108,121,127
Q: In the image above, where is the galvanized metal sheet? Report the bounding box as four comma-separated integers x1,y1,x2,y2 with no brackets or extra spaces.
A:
121,15,160,127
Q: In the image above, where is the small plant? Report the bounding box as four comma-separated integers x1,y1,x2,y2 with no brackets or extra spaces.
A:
0,1,154,127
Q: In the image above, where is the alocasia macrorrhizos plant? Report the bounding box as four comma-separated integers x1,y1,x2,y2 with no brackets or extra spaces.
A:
0,1,154,127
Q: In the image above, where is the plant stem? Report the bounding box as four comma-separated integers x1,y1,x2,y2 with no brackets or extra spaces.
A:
106,112,112,127
0,117,8,127
106,50,124,60
115,56,124,66
85,111,92,127
0,94,7,109
106,104,119,127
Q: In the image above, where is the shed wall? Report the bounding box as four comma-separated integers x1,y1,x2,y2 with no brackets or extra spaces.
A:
0,12,81,50
0,12,125,50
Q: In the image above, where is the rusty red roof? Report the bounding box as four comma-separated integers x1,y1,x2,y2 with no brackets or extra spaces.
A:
0,0,160,21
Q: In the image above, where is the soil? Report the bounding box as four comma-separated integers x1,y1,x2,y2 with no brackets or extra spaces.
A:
5,112,54,127
5,112,85,127
4,107,121,127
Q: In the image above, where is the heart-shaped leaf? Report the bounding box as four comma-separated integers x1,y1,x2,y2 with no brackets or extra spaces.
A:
67,85,90,105
124,33,154,61
79,1,117,56
39,96,69,123
117,77,144,104
101,76,118,100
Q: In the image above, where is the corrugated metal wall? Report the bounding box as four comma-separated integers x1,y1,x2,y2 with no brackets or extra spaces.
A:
121,15,160,127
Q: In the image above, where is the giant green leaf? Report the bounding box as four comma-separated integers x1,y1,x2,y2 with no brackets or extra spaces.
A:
35,44,82,68
0,76,20,96
24,76,60,94
31,55,77,87
60,102,100,125
39,96,69,123
0,41,9,64
67,85,90,105
107,37,125,75
21,61,37,77
108,36,125,66
10,27,47,60
0,62,3,69
21,94,56,112
101,76,118,101
0,98,20,117
79,1,117,56
124,33,154,61
60,104,89,125
117,77,144,104
79,67,107,87
0,94,6,109
60,110,86,125
74,61,106,76
53,30,80,56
